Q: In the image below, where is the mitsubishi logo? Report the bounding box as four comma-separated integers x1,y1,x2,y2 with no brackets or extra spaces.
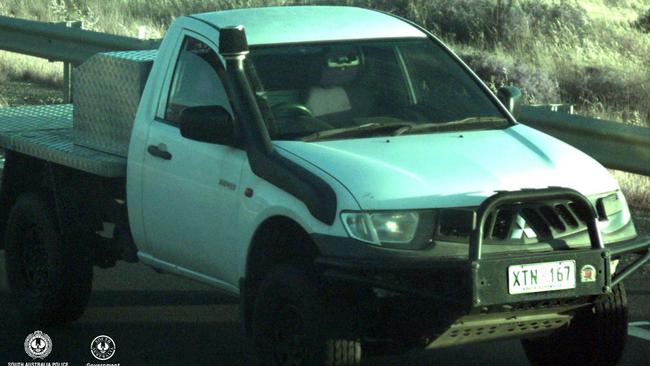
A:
510,214,537,239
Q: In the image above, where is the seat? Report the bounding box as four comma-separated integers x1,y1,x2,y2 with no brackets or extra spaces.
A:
305,48,361,120
305,86,351,117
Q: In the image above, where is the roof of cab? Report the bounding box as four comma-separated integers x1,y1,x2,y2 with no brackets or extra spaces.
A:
193,6,427,46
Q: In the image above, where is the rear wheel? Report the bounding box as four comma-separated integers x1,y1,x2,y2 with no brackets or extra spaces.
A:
252,262,361,366
4,192,93,325
522,284,628,366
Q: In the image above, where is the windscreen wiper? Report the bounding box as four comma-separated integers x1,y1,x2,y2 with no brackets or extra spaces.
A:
301,122,415,142
393,117,510,136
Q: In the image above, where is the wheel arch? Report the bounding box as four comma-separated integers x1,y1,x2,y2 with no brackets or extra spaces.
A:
241,215,320,336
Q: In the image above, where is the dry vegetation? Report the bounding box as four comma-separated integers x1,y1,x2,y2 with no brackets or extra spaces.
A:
0,0,648,206
1,0,648,120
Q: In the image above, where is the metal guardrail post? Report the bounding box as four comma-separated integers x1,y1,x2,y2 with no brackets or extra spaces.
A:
62,21,83,103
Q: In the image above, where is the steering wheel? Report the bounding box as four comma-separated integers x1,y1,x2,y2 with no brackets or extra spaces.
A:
272,103,314,119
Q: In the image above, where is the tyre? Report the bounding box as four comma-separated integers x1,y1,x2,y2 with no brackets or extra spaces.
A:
4,192,93,325
252,262,361,366
522,284,628,366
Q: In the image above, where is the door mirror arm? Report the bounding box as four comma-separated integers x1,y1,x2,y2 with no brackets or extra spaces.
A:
497,86,523,117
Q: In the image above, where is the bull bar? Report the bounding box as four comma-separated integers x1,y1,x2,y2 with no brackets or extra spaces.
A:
318,188,650,309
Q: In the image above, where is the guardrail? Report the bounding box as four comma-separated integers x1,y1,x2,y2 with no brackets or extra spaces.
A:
0,15,649,177
0,15,159,65
516,106,650,177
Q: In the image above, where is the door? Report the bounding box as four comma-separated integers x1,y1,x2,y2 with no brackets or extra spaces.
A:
140,34,246,285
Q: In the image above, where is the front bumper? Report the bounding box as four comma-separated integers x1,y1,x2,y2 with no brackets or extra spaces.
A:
314,188,650,346
317,234,649,306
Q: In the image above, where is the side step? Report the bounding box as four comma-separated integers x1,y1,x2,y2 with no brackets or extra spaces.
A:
426,306,580,349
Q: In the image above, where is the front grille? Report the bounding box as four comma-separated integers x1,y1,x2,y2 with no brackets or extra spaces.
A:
491,209,514,240
482,200,592,243
569,202,591,223
539,205,565,231
555,204,579,227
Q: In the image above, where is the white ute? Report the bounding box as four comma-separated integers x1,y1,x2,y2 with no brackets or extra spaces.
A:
0,6,649,366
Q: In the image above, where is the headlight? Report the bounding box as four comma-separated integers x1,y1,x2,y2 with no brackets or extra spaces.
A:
341,211,435,249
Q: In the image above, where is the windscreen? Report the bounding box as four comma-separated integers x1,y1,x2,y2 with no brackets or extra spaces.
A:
245,39,508,141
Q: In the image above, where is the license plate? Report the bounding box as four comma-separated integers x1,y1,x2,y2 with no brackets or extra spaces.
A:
508,260,576,295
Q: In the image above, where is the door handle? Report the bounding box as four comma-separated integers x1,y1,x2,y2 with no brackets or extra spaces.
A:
147,144,173,160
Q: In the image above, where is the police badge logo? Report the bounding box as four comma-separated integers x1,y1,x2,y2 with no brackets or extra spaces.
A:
91,335,116,361
24,330,52,359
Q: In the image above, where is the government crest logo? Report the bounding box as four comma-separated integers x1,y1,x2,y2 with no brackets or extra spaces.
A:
580,264,597,283
91,335,116,360
24,330,52,359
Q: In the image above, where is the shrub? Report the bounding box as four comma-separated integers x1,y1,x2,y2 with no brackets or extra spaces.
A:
558,66,650,125
519,1,590,36
392,0,529,46
461,52,560,104
382,0,590,48
311,0,529,46
634,9,650,33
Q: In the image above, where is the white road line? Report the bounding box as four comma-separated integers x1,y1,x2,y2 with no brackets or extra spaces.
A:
628,322,650,341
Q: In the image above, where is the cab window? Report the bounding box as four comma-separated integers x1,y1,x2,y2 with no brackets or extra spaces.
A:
165,36,233,125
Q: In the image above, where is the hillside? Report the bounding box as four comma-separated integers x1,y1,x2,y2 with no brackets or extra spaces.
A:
0,1,648,116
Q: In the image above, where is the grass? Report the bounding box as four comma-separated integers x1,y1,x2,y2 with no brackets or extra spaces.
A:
0,0,648,206
0,52,63,87
612,171,650,210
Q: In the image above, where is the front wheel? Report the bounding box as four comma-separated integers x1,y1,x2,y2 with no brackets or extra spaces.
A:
4,192,93,325
252,263,361,366
522,284,628,366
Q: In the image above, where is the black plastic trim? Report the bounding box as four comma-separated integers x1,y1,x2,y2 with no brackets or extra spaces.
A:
250,151,337,224
147,145,173,160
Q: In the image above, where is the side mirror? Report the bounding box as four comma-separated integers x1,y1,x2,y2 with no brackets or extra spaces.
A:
497,86,523,116
180,106,235,145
